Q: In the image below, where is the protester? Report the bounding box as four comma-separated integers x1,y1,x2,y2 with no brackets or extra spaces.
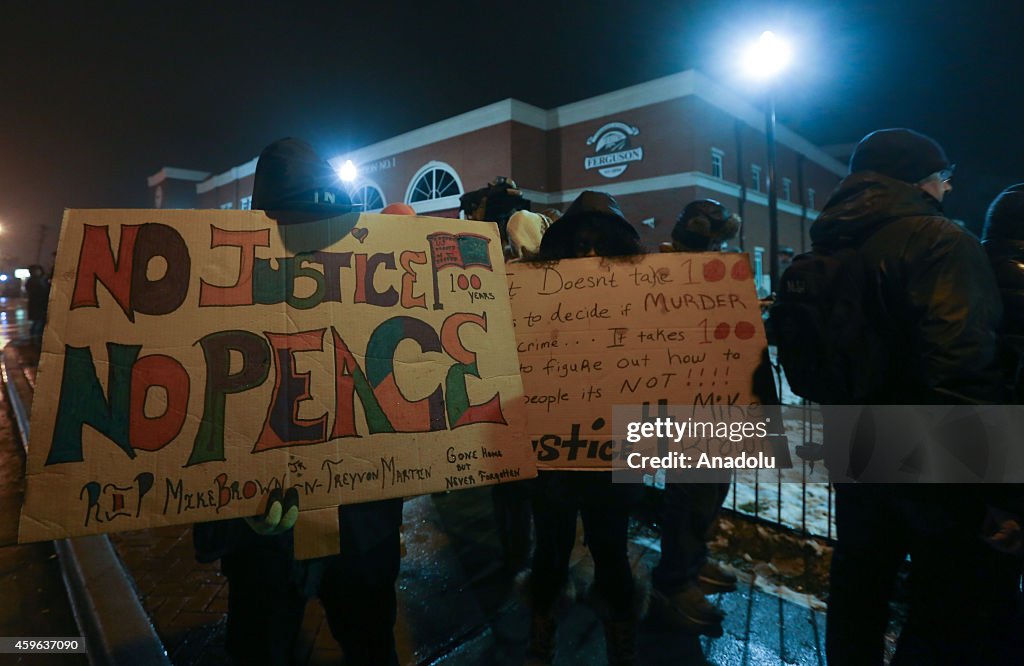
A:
192,138,404,666
482,209,555,576
25,264,49,345
809,129,1020,664
506,209,553,261
649,200,741,636
980,184,1024,560
458,176,531,256
982,184,1024,402
521,190,646,666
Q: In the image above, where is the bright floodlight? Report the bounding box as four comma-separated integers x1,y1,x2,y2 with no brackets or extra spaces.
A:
743,31,792,79
14,268,29,279
338,160,358,183
0,275,8,282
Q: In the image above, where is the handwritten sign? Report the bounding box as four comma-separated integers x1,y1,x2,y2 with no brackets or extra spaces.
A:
507,252,769,470
19,210,533,543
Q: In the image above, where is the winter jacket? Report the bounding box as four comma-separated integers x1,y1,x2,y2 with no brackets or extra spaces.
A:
981,186,1024,515
536,190,639,260
982,238,1024,400
982,185,1024,401
811,172,1003,406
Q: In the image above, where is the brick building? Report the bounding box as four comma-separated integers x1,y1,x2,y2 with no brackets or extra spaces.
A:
148,69,845,289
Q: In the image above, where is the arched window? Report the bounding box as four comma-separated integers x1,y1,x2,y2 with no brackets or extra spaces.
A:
405,162,463,208
349,183,385,212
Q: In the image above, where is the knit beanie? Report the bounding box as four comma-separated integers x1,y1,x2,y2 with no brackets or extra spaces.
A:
251,138,352,221
849,128,951,184
982,183,1024,241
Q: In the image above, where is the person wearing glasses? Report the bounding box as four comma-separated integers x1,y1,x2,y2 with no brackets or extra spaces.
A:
813,129,1019,664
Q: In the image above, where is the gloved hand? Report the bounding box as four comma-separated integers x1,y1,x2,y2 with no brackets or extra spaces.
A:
244,487,300,536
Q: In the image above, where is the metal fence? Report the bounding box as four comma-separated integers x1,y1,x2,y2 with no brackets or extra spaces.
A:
726,354,836,542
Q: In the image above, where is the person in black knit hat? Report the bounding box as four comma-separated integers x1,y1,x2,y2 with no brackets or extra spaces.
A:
981,182,1024,539
983,183,1024,403
816,129,1020,664
192,138,403,666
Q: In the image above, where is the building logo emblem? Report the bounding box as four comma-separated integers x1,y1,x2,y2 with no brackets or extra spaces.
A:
584,122,644,178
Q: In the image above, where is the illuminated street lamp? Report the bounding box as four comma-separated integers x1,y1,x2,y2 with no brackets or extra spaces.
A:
338,159,358,183
743,31,792,293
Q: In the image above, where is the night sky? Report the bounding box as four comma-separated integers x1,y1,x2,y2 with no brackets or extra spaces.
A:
2,0,1021,267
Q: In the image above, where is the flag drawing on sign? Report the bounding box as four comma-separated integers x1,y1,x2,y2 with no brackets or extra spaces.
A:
426,232,493,310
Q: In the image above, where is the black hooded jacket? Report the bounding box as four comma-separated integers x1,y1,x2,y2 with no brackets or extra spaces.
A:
812,172,1003,405
536,190,641,260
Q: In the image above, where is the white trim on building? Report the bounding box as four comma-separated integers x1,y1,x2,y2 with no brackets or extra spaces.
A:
331,99,544,171
404,161,464,205
520,171,818,220
408,195,463,215
147,167,211,187
197,157,258,194
330,68,847,177
189,68,846,203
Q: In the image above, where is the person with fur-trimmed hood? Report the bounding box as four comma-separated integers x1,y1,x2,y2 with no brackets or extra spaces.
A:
192,138,404,666
521,191,647,666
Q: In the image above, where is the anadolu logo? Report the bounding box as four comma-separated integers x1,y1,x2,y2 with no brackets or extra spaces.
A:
584,122,644,179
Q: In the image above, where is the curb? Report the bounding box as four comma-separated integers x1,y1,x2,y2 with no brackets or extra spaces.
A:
2,346,171,666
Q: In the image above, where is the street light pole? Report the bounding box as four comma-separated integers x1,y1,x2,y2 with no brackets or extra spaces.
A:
765,88,779,293
741,30,790,296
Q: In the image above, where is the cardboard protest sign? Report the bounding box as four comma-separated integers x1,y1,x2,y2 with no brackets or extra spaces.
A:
293,507,342,560
507,252,774,470
19,210,532,543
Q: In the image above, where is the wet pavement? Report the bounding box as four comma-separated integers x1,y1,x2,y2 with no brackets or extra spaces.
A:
102,490,827,665
1,293,829,665
0,298,87,665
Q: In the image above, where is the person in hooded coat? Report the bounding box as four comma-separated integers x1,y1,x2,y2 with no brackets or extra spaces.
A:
521,191,646,666
192,138,404,666
814,129,1019,665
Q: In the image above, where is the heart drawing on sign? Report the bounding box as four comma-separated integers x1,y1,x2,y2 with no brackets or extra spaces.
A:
352,228,368,243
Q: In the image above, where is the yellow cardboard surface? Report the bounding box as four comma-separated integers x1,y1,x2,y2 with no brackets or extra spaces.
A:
507,252,769,470
293,507,342,560
19,210,532,542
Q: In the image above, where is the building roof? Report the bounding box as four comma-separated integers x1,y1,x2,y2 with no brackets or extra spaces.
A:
329,69,847,177
195,68,848,191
